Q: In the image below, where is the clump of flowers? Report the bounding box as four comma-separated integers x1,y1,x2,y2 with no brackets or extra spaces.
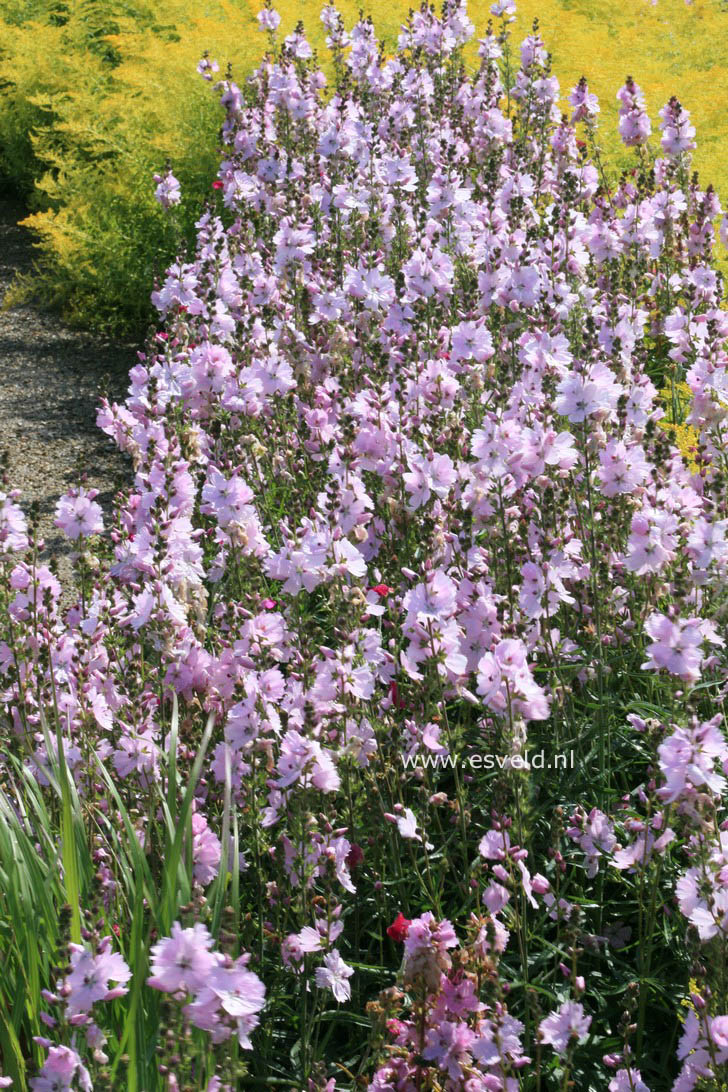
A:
1,0,728,1088
368,914,530,1090
148,922,266,1049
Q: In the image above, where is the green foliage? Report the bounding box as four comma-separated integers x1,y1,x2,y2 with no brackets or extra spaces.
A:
0,700,221,1091
0,0,253,335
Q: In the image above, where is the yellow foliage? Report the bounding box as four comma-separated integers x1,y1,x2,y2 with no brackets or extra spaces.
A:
3,0,728,333
658,381,699,469
0,0,263,332
504,0,728,201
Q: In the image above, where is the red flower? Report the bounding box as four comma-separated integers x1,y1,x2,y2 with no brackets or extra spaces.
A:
371,583,392,597
212,179,224,190
389,681,405,710
386,912,411,943
346,843,364,870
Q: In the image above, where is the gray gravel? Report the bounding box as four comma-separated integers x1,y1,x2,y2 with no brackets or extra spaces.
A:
0,198,135,587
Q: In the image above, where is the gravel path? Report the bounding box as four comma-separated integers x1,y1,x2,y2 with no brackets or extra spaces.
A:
0,199,134,586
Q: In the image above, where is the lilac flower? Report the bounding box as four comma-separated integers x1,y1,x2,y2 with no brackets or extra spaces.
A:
191,811,223,886
597,439,650,497
675,831,728,940
393,807,434,850
153,169,182,209
2,4,728,1081
112,727,159,781
641,613,723,683
617,77,651,147
538,1001,592,1054
422,1020,475,1081
483,882,510,913
180,959,265,1050
196,56,219,81
314,950,354,1003
490,0,516,17
65,938,131,1016
658,716,728,802
479,828,511,861
0,490,28,554
555,363,623,423
711,1016,728,1049
609,1070,650,1092
30,1046,92,1092
567,808,616,877
256,6,280,32
450,321,494,363
658,97,696,158
624,508,679,575
274,729,340,793
54,488,104,540
569,77,599,123
403,914,458,990
673,1010,728,1090
403,572,457,624
147,922,216,994
612,822,675,872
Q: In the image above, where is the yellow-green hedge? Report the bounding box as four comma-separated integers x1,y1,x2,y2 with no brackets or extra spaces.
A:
1,0,727,336
507,0,728,195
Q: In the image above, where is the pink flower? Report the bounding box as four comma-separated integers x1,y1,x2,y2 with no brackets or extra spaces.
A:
393,807,434,850
403,452,457,510
597,439,650,497
624,508,678,575
609,1069,650,1092
65,937,131,1016
54,488,104,540
403,914,458,989
274,729,341,793
617,77,651,147
483,882,510,913
423,1019,475,1080
404,571,457,624
147,921,216,994
257,6,281,32
490,0,516,17
539,1001,591,1054
0,490,28,554
153,168,182,209
555,363,623,423
315,950,354,1003
711,1016,728,1049
191,811,223,886
658,97,696,158
479,828,510,861
184,954,266,1049
450,321,494,363
567,808,616,877
642,613,723,683
569,77,599,123
30,1046,92,1092
658,716,728,802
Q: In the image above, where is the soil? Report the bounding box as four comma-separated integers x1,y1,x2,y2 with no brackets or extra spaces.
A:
0,199,135,587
